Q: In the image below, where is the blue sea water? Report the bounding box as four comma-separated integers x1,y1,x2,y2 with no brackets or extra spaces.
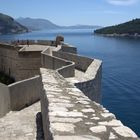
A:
0,29,140,136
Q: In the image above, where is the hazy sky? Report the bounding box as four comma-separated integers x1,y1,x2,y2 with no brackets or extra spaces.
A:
0,0,140,26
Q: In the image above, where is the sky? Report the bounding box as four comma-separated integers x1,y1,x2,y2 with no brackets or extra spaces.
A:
0,0,140,26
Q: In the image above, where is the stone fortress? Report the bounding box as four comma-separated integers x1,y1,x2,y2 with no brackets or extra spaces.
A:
0,36,139,140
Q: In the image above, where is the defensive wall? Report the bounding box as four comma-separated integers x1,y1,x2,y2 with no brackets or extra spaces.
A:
0,43,41,81
0,76,41,117
0,38,139,139
0,39,61,81
40,68,138,140
52,50,102,102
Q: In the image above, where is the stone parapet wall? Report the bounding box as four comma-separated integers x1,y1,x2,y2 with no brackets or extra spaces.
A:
37,40,56,46
57,63,75,78
0,76,41,117
0,83,11,118
11,40,56,46
74,60,102,103
41,50,75,78
0,43,18,50
0,41,77,81
16,51,41,81
42,44,102,103
52,51,93,72
9,76,41,111
60,43,77,54
40,68,138,140
0,40,138,139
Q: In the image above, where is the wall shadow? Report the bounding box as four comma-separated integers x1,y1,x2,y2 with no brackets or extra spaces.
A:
36,112,44,140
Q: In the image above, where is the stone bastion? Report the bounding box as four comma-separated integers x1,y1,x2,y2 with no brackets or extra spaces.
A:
0,38,139,140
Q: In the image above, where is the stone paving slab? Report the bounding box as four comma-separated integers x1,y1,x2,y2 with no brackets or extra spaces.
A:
41,68,139,140
0,102,44,140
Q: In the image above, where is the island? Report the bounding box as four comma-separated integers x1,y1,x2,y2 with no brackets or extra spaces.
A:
94,19,140,37
0,13,28,35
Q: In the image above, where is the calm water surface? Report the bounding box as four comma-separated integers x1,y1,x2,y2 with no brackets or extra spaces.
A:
0,29,140,136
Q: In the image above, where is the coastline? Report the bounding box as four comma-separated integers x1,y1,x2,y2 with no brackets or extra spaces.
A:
94,33,140,38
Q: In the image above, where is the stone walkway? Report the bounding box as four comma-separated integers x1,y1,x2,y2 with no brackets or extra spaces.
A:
0,102,44,140
41,68,138,140
66,60,101,83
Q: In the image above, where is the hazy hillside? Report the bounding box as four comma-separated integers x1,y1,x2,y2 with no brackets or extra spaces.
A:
0,13,28,35
17,17,60,31
62,24,101,29
94,19,140,36
16,17,100,31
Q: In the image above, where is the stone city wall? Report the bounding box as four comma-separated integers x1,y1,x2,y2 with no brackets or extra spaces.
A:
0,76,41,117
0,43,42,81
52,47,102,103
40,68,138,140
0,44,19,80
9,76,41,111
60,43,77,54
37,40,56,46
74,60,102,103
57,63,75,78
0,40,138,139
0,41,77,81
41,50,75,78
0,83,11,118
52,51,93,72
16,51,41,81
11,40,56,46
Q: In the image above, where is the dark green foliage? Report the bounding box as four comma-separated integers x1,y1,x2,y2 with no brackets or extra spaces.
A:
94,19,140,35
0,72,15,85
0,13,28,34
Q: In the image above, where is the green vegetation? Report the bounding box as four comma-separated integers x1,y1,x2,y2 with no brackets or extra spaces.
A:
94,19,140,36
0,72,15,85
0,13,28,34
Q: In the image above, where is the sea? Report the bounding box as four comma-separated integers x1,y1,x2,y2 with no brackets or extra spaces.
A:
0,28,140,136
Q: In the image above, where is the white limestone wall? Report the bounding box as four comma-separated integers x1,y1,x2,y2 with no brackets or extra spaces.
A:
52,51,93,72
0,76,41,117
41,50,75,78
52,48,102,103
74,60,102,103
40,68,138,140
9,76,41,111
0,83,11,118
0,44,42,81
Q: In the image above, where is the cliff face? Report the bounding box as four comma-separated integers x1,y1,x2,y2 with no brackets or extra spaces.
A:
0,13,28,34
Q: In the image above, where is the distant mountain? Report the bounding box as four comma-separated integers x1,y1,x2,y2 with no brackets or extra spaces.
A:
94,19,140,37
16,17,100,31
16,17,60,31
62,25,101,29
0,13,28,35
